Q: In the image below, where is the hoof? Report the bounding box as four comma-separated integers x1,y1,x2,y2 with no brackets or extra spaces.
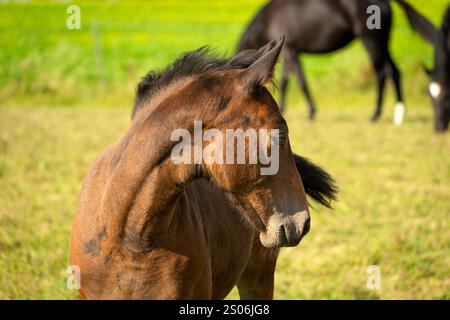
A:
371,114,381,122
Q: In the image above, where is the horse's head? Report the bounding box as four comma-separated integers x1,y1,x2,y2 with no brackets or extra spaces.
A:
398,1,450,132
198,38,311,248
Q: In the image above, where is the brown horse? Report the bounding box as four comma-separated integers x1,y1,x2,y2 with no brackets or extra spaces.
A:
70,38,337,299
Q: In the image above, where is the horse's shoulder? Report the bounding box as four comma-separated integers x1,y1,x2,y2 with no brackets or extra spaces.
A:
78,143,118,198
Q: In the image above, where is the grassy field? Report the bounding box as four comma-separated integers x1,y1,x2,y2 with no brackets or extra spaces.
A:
0,0,449,299
0,0,446,107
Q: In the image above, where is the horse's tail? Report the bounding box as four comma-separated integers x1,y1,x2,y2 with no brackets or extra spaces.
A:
293,155,338,209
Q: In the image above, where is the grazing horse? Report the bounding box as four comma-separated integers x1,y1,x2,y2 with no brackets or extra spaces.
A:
70,38,337,300
237,0,405,124
396,0,450,132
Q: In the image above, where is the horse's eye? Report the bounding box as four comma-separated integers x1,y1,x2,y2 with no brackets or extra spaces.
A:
273,131,287,146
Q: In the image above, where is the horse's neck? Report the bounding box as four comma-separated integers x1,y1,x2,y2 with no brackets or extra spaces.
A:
101,90,212,252
118,157,193,252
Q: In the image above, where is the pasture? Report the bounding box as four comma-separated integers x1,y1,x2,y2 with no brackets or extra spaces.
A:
0,0,449,299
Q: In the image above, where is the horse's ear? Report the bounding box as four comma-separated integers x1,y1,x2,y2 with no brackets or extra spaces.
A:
396,0,442,45
230,39,280,68
239,36,285,89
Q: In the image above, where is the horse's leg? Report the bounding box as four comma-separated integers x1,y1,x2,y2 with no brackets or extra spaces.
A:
362,38,389,122
285,48,317,120
386,55,403,103
386,53,405,125
237,239,278,300
278,59,291,114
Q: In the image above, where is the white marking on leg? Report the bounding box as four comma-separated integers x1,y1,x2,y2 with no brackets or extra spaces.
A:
393,102,405,126
429,82,442,98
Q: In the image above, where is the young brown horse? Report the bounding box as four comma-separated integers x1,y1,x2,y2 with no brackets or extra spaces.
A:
70,38,337,299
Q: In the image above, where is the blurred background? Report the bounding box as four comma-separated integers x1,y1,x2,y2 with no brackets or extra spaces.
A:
0,0,449,299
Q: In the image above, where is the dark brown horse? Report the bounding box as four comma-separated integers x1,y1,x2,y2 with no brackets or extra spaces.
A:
70,38,337,299
237,0,405,124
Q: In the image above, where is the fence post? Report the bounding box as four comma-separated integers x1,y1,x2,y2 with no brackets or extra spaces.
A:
90,21,106,87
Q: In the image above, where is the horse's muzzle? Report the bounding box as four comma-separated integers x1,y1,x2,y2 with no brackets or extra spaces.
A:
259,211,310,248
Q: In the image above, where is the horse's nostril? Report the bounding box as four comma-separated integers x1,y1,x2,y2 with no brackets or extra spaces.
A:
303,218,311,235
279,225,288,244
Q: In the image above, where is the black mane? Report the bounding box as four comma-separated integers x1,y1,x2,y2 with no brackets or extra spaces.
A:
132,47,262,117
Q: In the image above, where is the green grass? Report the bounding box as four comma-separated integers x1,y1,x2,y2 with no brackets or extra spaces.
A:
0,0,449,300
